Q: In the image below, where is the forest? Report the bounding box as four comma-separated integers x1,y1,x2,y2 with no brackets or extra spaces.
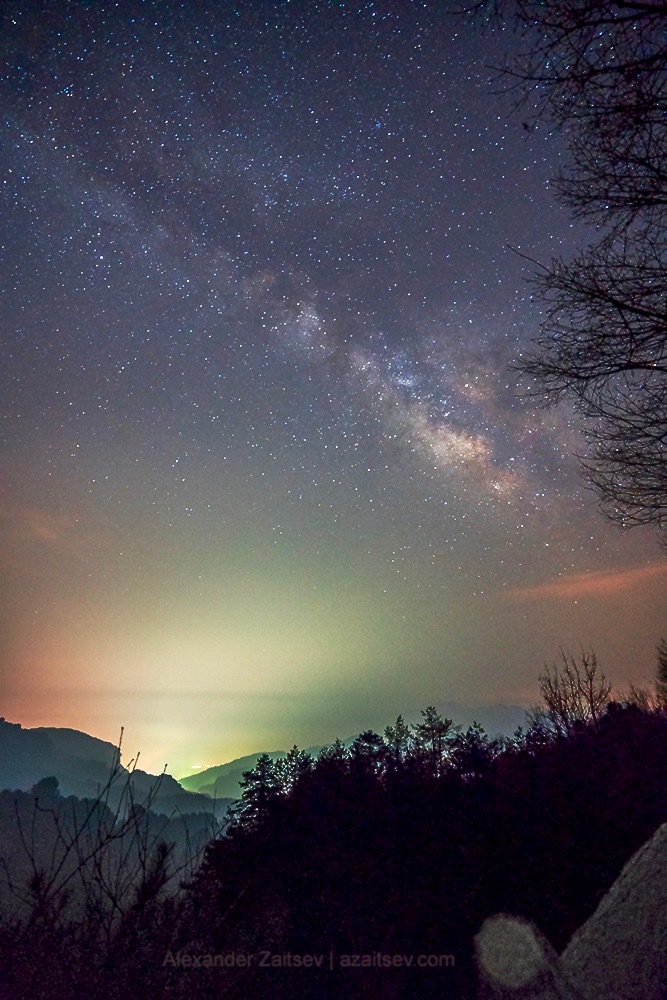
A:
1,653,666,999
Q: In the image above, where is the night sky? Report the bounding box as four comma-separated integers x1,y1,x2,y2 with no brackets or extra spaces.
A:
2,0,665,777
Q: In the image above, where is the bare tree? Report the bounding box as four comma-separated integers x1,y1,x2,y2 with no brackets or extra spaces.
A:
0,730,215,942
529,650,612,736
465,0,667,534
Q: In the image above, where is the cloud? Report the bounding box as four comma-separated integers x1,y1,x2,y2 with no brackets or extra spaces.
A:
507,562,667,601
1,504,112,563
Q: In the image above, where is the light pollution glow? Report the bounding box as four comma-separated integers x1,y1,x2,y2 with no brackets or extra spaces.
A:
1,1,665,778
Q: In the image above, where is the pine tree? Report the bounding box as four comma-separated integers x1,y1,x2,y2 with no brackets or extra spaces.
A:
413,707,454,778
384,715,413,769
232,753,281,828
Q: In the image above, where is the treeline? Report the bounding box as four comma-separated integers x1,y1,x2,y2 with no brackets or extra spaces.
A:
1,661,667,998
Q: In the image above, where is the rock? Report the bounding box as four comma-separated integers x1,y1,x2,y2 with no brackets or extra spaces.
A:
476,822,667,999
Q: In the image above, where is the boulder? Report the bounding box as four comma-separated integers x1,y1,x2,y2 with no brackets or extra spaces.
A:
476,822,667,999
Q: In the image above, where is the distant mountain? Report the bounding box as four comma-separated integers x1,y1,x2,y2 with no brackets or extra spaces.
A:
0,703,528,809
178,750,288,798
0,718,230,819
436,700,528,738
179,703,529,799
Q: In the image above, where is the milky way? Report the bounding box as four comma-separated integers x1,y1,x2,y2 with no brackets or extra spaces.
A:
1,1,664,775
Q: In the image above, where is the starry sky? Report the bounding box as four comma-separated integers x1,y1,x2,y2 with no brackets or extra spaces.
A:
1,0,665,777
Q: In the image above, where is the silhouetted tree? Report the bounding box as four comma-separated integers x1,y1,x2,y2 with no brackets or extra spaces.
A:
349,729,386,777
230,752,282,829
274,745,312,792
384,714,413,772
5,687,667,999
449,723,501,780
466,0,667,533
0,736,202,1000
317,737,349,765
529,650,612,736
413,706,454,777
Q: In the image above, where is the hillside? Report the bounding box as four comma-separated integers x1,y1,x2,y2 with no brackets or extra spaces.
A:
179,701,528,799
0,718,228,818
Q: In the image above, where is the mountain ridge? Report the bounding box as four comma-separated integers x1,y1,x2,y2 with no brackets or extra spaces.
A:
179,701,528,799
1,700,527,805
0,717,229,818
